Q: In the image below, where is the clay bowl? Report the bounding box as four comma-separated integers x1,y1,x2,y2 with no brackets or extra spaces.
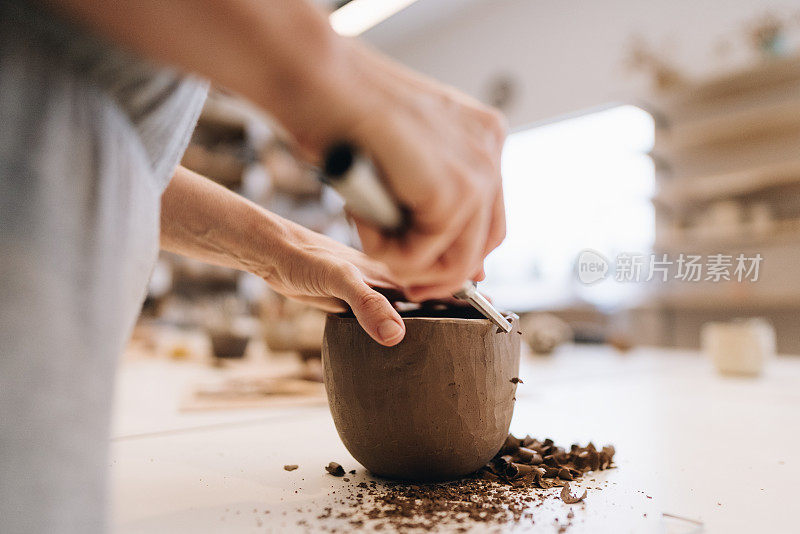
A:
322,306,520,481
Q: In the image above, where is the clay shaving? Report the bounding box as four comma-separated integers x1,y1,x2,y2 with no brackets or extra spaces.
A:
560,483,587,504
316,434,615,531
284,464,299,471
325,462,345,477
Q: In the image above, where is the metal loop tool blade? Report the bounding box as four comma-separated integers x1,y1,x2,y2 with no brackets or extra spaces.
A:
453,281,513,333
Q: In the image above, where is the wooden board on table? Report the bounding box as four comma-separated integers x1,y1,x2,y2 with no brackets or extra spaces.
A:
180,376,327,412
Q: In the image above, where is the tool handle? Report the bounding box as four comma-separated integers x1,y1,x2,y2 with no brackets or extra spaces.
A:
322,143,406,232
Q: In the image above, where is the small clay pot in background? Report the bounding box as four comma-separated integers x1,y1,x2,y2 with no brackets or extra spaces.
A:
208,330,250,359
322,308,520,481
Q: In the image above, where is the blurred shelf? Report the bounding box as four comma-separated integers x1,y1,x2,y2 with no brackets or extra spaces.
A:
655,292,800,310
653,158,800,209
650,121,800,178
181,143,247,188
655,96,800,152
654,227,800,252
649,55,800,119
651,56,800,256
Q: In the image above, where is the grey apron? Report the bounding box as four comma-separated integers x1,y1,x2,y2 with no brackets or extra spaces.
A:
0,1,208,532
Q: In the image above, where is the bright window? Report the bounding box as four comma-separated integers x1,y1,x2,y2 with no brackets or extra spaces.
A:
483,105,655,311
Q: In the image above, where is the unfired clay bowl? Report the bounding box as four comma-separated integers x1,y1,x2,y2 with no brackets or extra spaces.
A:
322,307,520,481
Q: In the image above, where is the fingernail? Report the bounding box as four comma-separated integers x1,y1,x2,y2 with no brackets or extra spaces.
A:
378,320,403,342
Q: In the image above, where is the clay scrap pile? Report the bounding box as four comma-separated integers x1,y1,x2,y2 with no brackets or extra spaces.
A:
484,434,615,489
320,434,615,532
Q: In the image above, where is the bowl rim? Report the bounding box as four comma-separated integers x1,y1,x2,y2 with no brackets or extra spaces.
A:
327,312,518,327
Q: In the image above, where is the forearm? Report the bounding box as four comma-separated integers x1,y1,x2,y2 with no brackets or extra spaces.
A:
44,0,506,298
160,166,290,279
43,0,355,154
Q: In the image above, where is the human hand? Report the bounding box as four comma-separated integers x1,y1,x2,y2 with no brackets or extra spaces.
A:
161,167,405,346
260,219,406,346
295,42,507,302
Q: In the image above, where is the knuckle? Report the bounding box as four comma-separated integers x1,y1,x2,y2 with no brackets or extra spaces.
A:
486,237,503,256
452,169,480,203
342,261,361,277
492,227,507,249
385,248,428,275
333,261,360,284
487,215,507,249
484,108,507,135
456,262,477,284
404,257,432,276
493,111,509,136
419,172,457,215
419,175,467,223
408,286,447,302
459,161,495,201
450,162,473,188
475,146,497,173
422,194,447,218
355,290,388,313
438,259,474,289
464,186,484,213
403,287,425,302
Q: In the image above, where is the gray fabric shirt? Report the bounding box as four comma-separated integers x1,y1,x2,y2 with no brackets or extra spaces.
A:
0,1,208,532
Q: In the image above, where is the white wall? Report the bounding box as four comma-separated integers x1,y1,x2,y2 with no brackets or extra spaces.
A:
367,0,800,128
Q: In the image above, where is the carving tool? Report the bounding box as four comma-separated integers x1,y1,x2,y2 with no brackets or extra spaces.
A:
321,143,513,333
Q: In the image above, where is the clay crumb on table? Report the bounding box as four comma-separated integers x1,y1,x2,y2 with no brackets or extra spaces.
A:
325,462,345,477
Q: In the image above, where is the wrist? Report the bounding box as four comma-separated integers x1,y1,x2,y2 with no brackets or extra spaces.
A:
228,201,293,281
245,19,348,157
241,207,325,287
254,34,387,160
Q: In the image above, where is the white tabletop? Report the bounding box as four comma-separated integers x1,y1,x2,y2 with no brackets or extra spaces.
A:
110,344,800,533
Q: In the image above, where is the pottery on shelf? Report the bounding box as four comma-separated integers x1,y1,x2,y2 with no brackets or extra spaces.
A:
208,330,250,359
322,307,521,481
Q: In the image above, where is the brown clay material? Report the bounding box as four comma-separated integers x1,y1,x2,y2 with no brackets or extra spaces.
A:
209,331,250,359
300,435,614,531
560,482,587,504
325,462,345,476
322,307,520,481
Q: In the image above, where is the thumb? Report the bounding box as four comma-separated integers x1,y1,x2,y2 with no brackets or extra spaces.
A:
338,277,406,346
